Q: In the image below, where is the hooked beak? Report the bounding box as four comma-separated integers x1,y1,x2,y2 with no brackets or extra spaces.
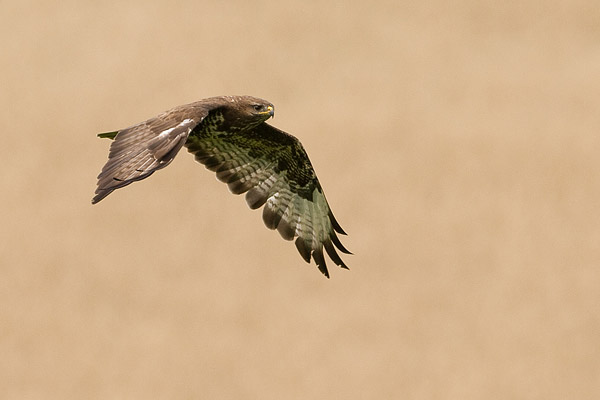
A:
257,104,274,119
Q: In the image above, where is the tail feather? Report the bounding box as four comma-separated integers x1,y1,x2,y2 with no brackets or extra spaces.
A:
98,131,119,140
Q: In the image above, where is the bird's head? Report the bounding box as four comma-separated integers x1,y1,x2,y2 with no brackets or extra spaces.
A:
244,97,274,121
216,96,275,131
227,96,274,125
249,101,275,120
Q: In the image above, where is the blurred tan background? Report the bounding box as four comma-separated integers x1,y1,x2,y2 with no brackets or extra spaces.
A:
1,0,599,398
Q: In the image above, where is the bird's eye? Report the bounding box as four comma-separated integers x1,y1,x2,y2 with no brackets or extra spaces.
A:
253,104,263,111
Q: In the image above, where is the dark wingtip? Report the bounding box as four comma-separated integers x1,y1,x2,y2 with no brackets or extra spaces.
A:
324,239,349,270
312,249,330,278
91,190,110,204
329,210,347,235
331,230,352,255
295,237,312,263
295,238,330,278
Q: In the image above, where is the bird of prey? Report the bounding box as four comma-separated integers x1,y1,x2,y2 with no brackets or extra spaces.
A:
92,95,351,277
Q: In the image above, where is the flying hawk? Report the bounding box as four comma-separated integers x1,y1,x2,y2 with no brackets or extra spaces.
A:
92,95,351,277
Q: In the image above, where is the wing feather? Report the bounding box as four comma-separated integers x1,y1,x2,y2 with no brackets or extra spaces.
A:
185,122,350,277
92,106,210,204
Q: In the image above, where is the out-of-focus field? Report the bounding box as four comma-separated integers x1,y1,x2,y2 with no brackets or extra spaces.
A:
1,1,599,399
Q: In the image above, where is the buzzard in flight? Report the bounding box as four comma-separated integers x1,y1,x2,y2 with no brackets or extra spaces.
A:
93,95,351,277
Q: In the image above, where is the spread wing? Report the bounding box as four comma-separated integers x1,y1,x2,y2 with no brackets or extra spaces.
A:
185,122,351,277
92,108,208,204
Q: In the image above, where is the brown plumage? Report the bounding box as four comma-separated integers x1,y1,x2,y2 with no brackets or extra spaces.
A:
93,95,351,277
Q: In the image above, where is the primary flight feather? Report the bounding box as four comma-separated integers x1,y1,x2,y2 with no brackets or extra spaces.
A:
93,95,351,277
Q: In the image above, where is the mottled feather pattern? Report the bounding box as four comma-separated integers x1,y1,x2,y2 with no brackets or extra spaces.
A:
186,115,350,277
93,96,351,277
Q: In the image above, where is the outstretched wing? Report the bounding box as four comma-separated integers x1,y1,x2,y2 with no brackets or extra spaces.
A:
185,122,351,277
92,108,208,204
